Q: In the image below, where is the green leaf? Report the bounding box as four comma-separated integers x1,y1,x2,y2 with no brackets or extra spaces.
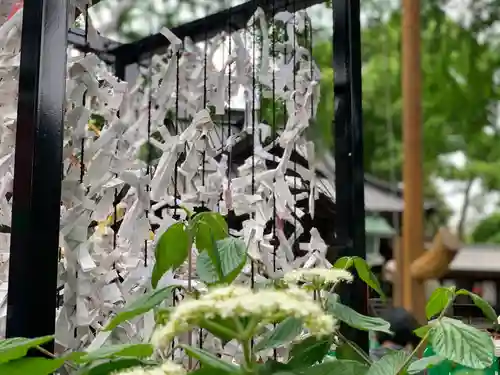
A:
414,325,431,338
453,370,492,375
197,250,219,284
254,317,303,353
195,220,223,279
105,286,178,331
77,343,153,363
0,357,66,375
299,360,369,375
0,336,54,364
426,287,455,319
407,355,445,374
457,289,498,323
288,336,333,367
152,222,190,288
194,212,228,237
327,295,392,333
257,359,294,375
353,257,386,298
193,212,228,252
78,358,153,375
190,366,235,375
366,351,408,375
335,342,371,365
197,237,247,285
333,256,354,270
179,344,240,373
429,317,494,369
217,237,247,283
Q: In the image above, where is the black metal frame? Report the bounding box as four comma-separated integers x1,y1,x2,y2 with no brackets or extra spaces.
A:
6,0,68,352
7,0,366,352
332,0,368,350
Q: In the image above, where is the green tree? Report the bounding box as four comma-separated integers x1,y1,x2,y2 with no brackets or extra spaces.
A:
471,212,500,243
313,3,500,233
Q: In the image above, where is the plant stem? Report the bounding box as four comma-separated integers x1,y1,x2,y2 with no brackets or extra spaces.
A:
242,339,254,372
204,320,241,340
233,317,246,336
242,317,259,341
316,289,324,308
35,346,78,370
337,331,372,365
36,346,56,359
396,296,454,374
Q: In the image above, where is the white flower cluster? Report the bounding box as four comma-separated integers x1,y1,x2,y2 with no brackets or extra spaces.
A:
112,361,186,375
151,285,336,350
283,268,353,286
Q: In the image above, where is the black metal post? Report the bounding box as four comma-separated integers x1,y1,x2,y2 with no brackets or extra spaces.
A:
6,0,68,351
332,0,368,351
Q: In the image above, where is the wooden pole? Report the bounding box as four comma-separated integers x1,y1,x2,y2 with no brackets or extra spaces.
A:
401,0,426,322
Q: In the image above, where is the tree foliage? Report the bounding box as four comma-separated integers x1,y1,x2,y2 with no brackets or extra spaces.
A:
471,213,500,244
312,1,500,233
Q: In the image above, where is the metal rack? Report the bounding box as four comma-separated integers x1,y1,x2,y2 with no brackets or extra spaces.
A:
6,0,367,352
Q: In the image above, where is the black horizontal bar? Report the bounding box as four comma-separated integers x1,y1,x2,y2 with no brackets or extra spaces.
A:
110,0,323,65
67,27,118,63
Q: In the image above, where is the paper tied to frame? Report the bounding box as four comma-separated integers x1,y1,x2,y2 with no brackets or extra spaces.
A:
0,7,333,357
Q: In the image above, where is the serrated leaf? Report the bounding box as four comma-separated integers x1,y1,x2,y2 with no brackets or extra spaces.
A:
430,317,494,369
0,335,54,364
327,296,392,333
197,237,247,285
426,287,454,319
254,317,303,353
407,355,445,374
366,350,408,375
217,237,247,283
298,360,368,375
152,223,190,288
105,286,178,331
179,344,240,373
195,220,223,279
197,250,220,284
77,343,153,363
77,358,153,375
0,357,66,375
457,289,498,323
353,257,385,298
288,336,333,367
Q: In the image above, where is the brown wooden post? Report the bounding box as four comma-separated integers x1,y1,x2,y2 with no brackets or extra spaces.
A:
402,0,426,322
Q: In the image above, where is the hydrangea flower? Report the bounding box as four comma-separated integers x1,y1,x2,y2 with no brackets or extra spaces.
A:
112,361,186,375
283,268,353,287
151,285,336,351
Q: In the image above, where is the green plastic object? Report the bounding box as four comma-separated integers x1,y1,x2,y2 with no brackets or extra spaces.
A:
424,346,498,375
